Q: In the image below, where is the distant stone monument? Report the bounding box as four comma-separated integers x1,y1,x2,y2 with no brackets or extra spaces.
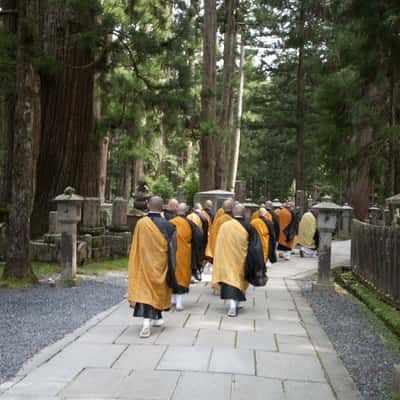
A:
108,197,131,257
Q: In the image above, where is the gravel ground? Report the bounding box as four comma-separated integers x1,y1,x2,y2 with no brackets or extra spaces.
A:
303,283,400,400
0,275,127,384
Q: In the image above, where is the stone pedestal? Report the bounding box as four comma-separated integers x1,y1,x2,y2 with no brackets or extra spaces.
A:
111,197,128,232
49,211,60,234
53,187,83,286
235,181,247,203
369,205,381,226
314,230,333,288
107,231,132,257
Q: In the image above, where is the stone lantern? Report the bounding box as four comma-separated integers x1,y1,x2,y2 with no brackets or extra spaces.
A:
53,187,83,285
368,205,381,225
312,195,342,290
339,203,353,240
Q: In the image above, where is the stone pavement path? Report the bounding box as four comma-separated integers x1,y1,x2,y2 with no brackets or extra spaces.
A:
0,241,360,400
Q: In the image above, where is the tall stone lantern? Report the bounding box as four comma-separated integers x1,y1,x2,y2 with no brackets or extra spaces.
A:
339,203,353,240
312,195,342,290
53,187,83,285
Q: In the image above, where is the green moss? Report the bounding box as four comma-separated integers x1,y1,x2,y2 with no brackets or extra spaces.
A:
0,258,128,282
77,258,128,275
0,278,35,288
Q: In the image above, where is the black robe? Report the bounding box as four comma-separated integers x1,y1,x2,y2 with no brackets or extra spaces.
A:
260,215,277,264
266,208,280,240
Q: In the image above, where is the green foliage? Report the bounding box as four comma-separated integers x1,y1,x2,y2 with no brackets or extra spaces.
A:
183,173,199,206
148,175,175,201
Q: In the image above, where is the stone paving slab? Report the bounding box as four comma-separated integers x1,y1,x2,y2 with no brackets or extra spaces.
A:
155,327,198,346
195,329,236,348
209,348,255,375
75,325,126,344
284,381,335,400
117,370,180,399
236,331,276,352
172,372,232,400
220,317,254,332
254,320,307,336
276,334,316,356
231,375,284,400
59,368,129,398
256,351,325,382
112,344,167,370
157,346,211,372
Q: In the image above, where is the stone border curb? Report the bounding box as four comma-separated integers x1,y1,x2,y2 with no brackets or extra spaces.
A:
0,300,125,392
285,277,362,400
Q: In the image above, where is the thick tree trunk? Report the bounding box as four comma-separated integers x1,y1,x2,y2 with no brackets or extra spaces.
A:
99,136,109,202
229,36,245,192
31,1,99,237
215,0,237,189
348,82,383,220
199,0,217,190
159,114,168,177
123,159,133,200
0,0,17,214
295,3,305,192
3,0,39,282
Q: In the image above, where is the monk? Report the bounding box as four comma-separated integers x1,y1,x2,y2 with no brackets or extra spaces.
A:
205,198,234,261
265,200,280,240
128,196,177,338
170,203,203,310
277,201,299,261
251,207,277,265
163,198,179,220
295,209,319,257
203,200,215,223
213,204,266,317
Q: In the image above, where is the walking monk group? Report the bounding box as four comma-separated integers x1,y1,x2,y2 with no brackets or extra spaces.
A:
128,196,269,338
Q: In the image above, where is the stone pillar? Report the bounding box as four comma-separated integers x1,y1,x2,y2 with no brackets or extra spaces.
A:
339,203,353,240
48,211,60,234
312,196,341,291
368,205,381,225
111,197,129,232
53,187,83,285
384,208,392,226
235,180,247,203
80,197,104,235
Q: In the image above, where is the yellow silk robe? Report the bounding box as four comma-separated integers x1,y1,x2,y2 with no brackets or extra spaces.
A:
128,216,171,310
171,216,192,288
205,213,232,259
215,207,224,220
212,219,249,293
278,208,295,250
295,211,317,249
251,210,273,223
251,218,270,263
187,212,202,230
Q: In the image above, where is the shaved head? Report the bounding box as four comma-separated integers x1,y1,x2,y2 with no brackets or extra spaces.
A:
204,200,213,209
167,198,179,213
193,202,202,211
178,202,189,215
148,196,164,212
265,201,273,208
222,198,234,212
233,203,245,217
259,207,267,217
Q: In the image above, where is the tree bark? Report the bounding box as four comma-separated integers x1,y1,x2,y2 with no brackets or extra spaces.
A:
123,158,133,200
229,35,245,192
0,0,17,214
31,1,99,237
99,136,109,202
295,2,305,192
215,0,237,189
3,0,40,282
199,0,217,190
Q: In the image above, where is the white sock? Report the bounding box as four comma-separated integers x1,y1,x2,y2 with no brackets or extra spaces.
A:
171,294,176,304
176,294,183,309
229,299,237,310
143,318,151,329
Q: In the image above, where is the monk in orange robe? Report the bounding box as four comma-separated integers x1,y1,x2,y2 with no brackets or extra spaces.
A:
202,200,215,223
251,208,277,265
213,204,266,317
128,196,177,338
205,198,234,261
277,201,299,260
170,203,203,311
